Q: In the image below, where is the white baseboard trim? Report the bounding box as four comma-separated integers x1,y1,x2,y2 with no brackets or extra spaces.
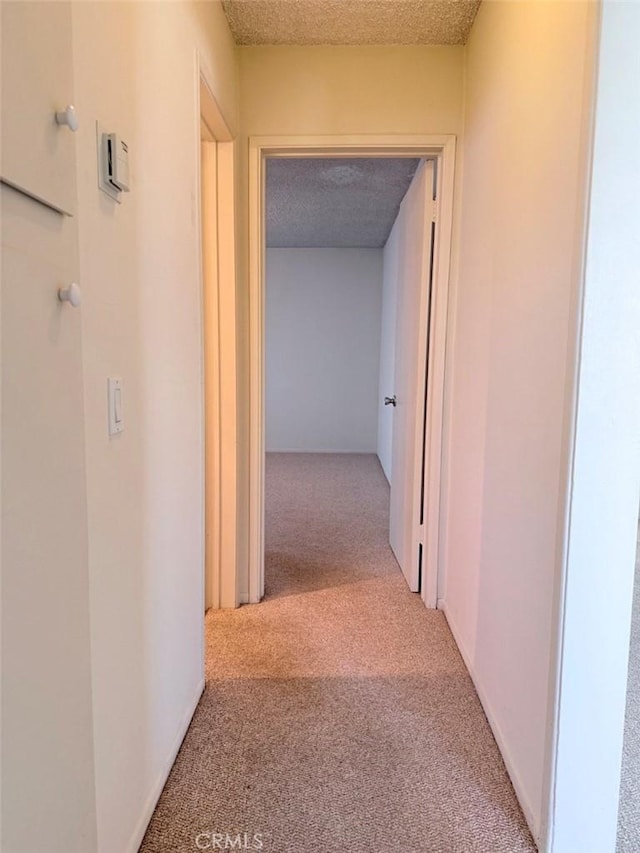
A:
126,678,205,853
265,449,377,455
239,591,249,604
441,601,541,849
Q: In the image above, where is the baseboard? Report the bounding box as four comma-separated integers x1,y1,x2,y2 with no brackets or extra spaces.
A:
265,449,377,455
441,602,541,849
126,678,205,853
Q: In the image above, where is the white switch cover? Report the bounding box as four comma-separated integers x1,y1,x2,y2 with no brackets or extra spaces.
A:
108,378,124,436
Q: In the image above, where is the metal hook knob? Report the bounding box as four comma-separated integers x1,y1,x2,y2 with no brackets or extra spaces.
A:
384,396,397,407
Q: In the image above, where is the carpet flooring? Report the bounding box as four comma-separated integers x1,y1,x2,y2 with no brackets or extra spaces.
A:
140,453,535,852
617,523,640,852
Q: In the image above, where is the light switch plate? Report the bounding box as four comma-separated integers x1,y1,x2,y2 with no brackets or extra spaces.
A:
108,378,123,436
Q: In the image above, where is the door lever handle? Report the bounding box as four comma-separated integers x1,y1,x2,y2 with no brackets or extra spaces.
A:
384,396,397,407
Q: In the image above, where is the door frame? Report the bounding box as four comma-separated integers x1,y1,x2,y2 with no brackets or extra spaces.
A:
200,124,219,611
248,134,456,606
196,55,239,610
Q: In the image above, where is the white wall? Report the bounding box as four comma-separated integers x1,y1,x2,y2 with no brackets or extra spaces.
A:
377,220,400,481
71,3,237,852
552,3,640,851
440,1,599,844
266,248,382,453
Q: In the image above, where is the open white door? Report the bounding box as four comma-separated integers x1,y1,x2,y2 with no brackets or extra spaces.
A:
388,160,435,592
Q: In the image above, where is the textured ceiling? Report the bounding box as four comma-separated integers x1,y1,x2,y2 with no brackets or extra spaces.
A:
222,0,481,46
266,157,421,248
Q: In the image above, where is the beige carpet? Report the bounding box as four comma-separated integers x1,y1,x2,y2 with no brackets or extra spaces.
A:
617,523,640,852
140,453,535,852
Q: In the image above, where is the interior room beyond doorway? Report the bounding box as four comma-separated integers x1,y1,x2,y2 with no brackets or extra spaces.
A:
264,155,423,598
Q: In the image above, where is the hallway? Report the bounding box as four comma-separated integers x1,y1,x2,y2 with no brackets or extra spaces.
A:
140,454,534,852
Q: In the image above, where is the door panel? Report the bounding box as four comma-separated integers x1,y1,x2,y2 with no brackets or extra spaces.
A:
1,2,97,846
1,1,77,215
1,185,97,851
389,160,434,592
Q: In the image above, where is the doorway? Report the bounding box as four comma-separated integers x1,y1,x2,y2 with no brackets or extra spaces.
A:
248,135,456,607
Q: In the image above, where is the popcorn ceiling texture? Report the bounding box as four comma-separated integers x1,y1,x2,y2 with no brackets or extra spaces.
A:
266,157,421,248
222,0,482,45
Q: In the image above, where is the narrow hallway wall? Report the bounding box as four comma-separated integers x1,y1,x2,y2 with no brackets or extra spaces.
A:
552,3,640,848
71,2,238,850
441,1,599,843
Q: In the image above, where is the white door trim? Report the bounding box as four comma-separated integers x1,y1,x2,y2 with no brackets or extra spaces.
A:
200,136,220,611
197,54,239,610
248,134,457,607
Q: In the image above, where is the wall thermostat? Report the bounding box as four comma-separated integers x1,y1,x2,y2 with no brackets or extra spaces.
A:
97,123,131,202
